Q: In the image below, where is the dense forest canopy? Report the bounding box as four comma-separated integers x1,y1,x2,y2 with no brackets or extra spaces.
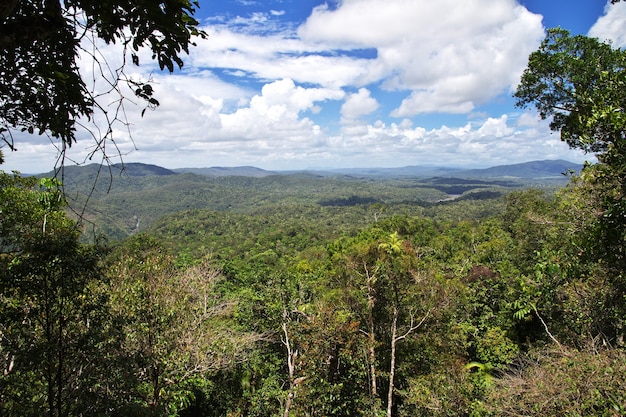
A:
1,20,626,417
2,166,626,416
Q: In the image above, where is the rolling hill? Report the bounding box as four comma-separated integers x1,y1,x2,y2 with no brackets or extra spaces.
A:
167,159,583,179
29,159,579,240
455,159,583,178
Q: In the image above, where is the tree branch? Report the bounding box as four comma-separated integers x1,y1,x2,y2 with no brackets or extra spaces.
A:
394,308,431,343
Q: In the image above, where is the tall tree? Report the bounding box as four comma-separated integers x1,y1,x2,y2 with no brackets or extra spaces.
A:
0,172,103,416
328,227,439,417
515,28,626,160
103,236,262,415
378,232,432,417
514,28,626,305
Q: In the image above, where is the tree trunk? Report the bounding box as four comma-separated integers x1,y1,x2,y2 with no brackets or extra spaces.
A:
282,318,297,417
368,332,377,397
365,262,378,397
283,392,294,417
386,306,399,417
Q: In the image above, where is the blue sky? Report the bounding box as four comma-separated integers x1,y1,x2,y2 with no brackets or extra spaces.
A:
4,0,626,172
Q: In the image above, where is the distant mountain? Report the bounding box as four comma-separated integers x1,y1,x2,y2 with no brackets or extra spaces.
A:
303,166,463,178
455,160,583,179
289,160,580,179
112,163,178,177
170,165,464,179
173,166,276,177
39,159,582,181
42,162,177,182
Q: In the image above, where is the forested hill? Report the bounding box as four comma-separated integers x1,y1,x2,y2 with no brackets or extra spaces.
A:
44,159,582,181
161,159,582,179
50,162,177,185
455,159,583,178
47,159,578,241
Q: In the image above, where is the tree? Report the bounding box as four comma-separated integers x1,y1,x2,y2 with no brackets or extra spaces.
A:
515,28,626,160
378,232,431,417
102,236,262,415
0,172,104,416
327,226,440,417
0,0,205,162
514,28,626,307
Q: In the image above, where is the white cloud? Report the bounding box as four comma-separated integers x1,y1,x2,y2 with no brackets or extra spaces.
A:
299,0,544,115
589,1,626,47
341,88,379,121
476,115,513,138
3,106,588,172
515,111,542,128
314,114,585,169
2,0,592,173
92,77,343,169
191,0,545,109
95,73,587,170
212,78,343,146
391,89,475,116
189,28,375,88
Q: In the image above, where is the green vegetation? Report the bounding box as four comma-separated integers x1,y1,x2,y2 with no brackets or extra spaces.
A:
57,164,530,240
2,29,626,417
3,162,626,415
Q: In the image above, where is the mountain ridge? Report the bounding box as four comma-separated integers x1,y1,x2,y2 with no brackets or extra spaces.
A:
37,159,584,180
154,159,584,179
455,159,582,178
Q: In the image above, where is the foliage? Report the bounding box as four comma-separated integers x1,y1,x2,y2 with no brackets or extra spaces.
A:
47,165,526,240
515,28,626,159
515,29,626,285
0,0,205,157
101,235,261,415
0,171,104,416
4,148,626,415
549,180,626,347
398,357,475,417
483,347,626,417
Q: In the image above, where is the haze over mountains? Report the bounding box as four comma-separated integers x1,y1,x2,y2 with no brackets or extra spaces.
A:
33,158,583,241
173,159,582,179
48,159,583,180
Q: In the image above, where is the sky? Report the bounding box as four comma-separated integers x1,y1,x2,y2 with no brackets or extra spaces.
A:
4,0,626,173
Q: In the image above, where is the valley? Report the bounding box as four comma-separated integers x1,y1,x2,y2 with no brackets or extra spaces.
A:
55,159,578,242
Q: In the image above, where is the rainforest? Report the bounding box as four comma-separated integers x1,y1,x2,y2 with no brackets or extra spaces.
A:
2,18,626,417
1,157,625,417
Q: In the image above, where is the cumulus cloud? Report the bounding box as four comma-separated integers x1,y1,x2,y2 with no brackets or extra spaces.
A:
299,0,545,115
189,28,374,88
323,115,584,168
218,78,343,136
88,77,341,167
589,1,626,47
341,88,379,121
